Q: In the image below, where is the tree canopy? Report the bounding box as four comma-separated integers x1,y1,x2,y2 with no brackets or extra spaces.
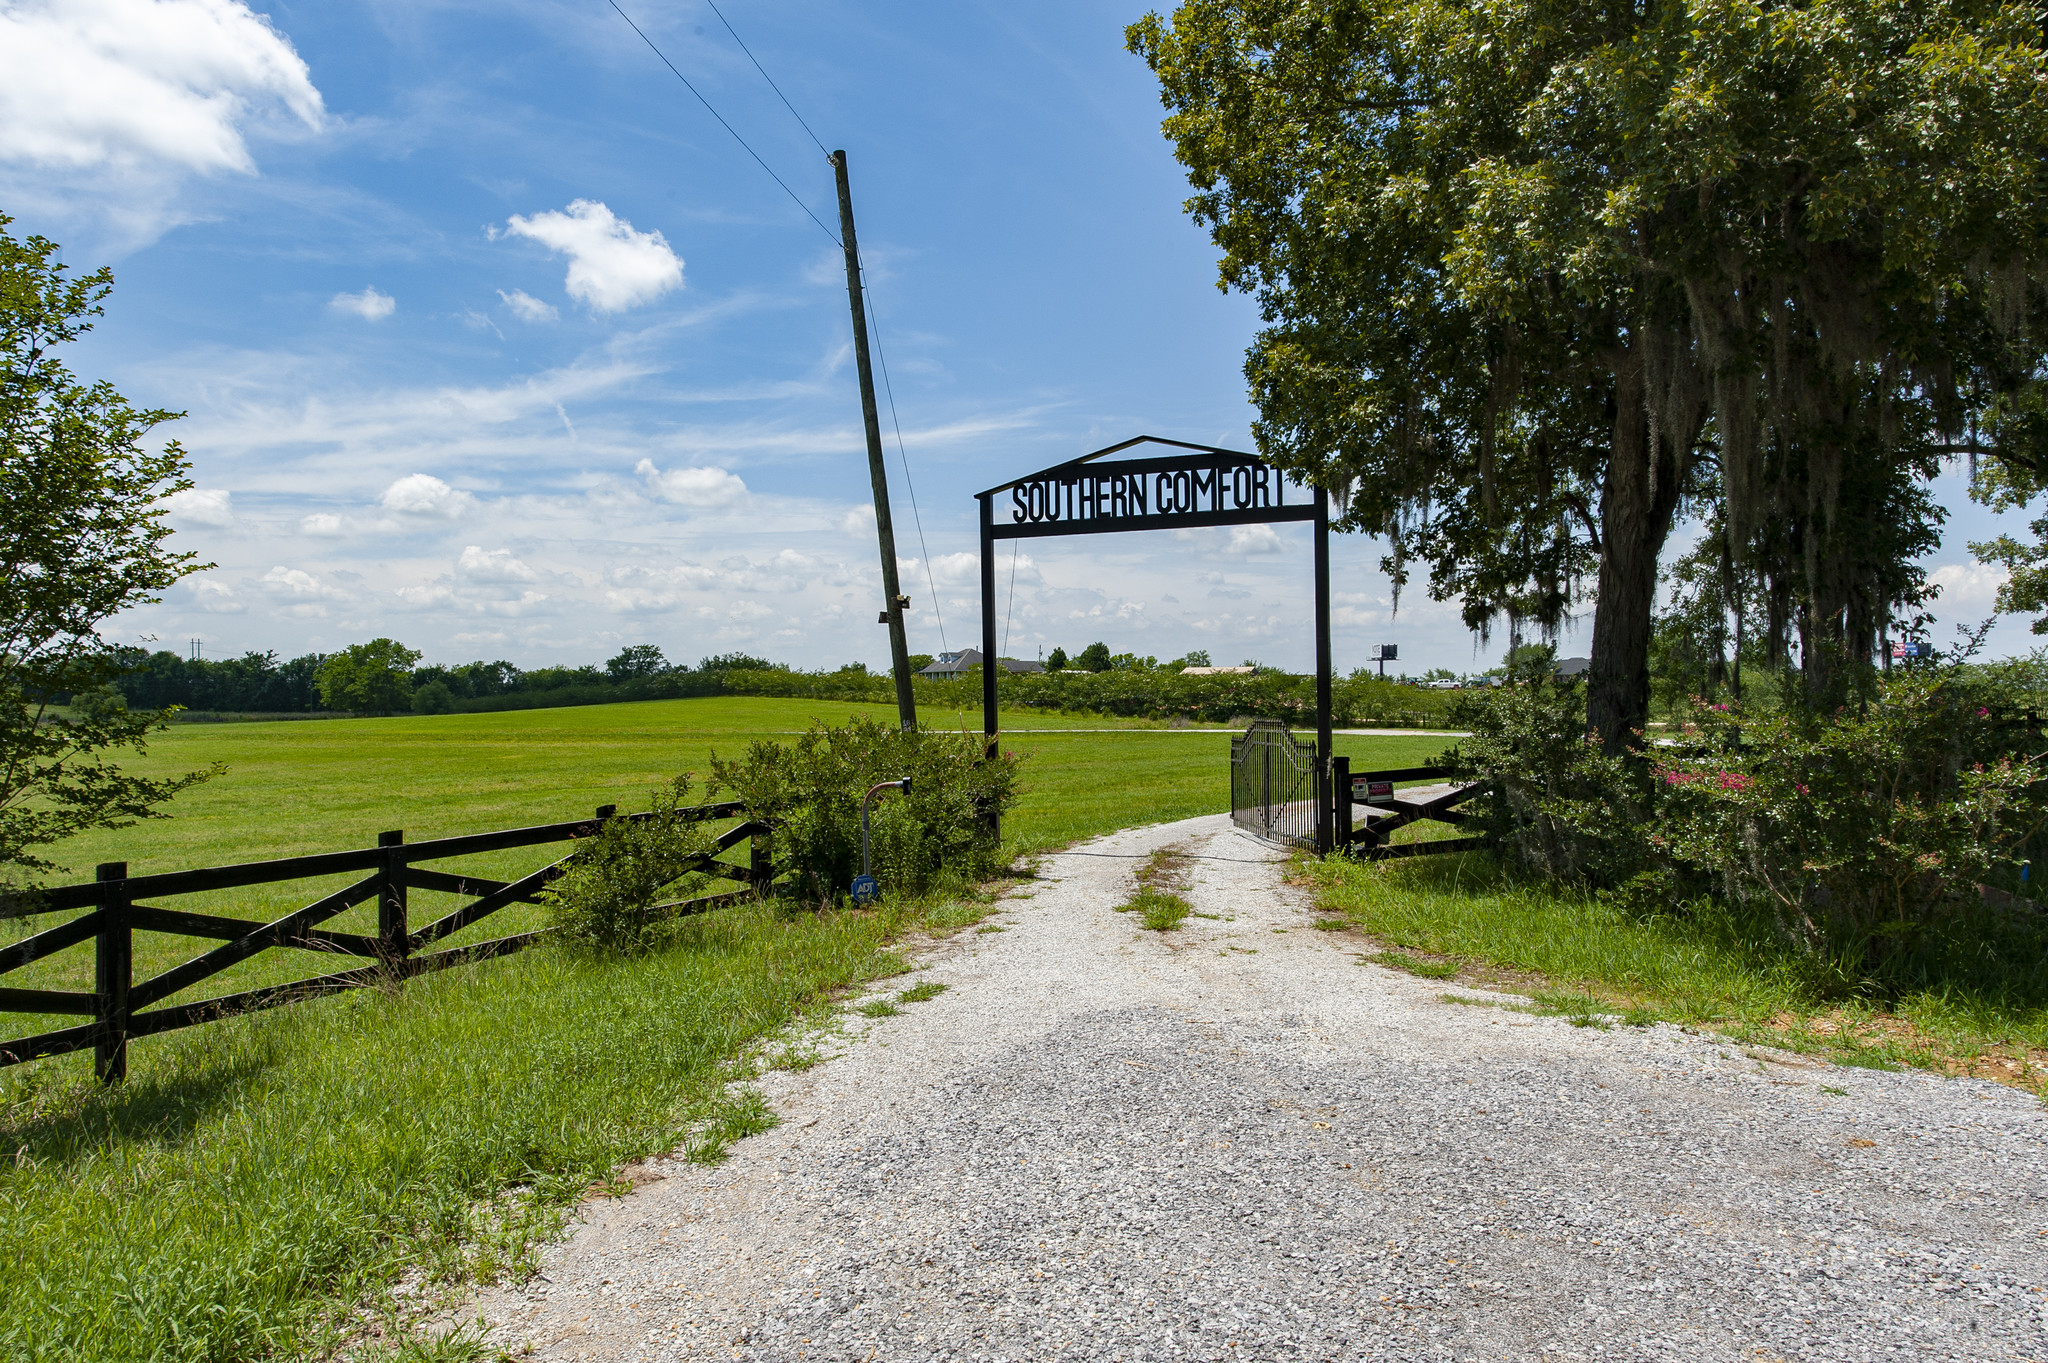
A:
0,218,216,887
315,639,422,714
1131,0,2048,743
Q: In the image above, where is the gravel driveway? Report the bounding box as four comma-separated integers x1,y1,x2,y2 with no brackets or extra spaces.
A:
466,814,2048,1362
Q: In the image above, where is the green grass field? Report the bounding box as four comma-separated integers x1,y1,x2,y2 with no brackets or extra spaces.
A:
0,699,1449,1363
1,698,1447,1044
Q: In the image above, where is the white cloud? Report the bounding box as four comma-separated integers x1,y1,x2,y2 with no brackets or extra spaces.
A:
380,473,474,518
395,583,455,609
330,287,395,321
498,288,557,323
921,552,981,586
0,0,323,176
500,200,682,312
299,512,344,536
259,565,346,600
165,486,233,525
635,458,745,507
457,545,540,584
188,578,244,613
1930,561,2009,607
1225,524,1284,557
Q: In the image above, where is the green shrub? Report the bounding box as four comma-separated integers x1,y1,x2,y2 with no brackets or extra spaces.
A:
541,776,721,953
710,715,1020,904
1444,654,1663,888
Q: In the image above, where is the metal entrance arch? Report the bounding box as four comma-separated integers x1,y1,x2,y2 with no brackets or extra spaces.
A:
977,435,1335,851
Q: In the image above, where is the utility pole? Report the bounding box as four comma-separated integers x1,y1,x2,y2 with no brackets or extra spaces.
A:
831,149,917,732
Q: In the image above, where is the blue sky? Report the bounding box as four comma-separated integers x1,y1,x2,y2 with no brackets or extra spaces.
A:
3,0,2037,675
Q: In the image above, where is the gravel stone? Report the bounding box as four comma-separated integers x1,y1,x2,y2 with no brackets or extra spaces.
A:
462,814,2048,1361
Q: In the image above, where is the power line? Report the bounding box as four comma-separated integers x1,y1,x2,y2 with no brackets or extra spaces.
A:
701,0,832,159
863,275,945,652
605,0,840,245
1003,539,1020,658
609,0,947,664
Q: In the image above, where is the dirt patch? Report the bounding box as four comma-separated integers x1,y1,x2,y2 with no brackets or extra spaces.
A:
1760,1011,2047,1094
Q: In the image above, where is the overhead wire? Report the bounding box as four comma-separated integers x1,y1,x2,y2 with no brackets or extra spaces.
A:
605,0,841,246
605,0,946,658
701,0,833,158
863,278,947,652
1003,540,1020,658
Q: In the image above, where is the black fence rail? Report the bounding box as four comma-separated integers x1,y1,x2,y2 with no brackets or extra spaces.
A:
1332,759,1491,859
0,802,772,1082
1230,720,1319,846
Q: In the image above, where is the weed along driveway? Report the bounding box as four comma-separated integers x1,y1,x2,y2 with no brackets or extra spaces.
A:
465,815,2048,1362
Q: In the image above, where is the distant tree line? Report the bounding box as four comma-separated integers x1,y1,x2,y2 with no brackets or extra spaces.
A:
102,644,786,717
90,638,1466,729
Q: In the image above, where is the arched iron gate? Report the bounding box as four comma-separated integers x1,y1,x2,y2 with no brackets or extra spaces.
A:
1230,719,1320,847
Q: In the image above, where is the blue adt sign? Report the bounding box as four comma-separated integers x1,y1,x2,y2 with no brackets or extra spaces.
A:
850,874,880,905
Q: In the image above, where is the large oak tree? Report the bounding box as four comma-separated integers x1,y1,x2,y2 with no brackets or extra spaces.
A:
1131,0,2048,746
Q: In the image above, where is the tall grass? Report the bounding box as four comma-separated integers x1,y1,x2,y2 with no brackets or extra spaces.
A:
1315,852,2048,1089
0,898,962,1362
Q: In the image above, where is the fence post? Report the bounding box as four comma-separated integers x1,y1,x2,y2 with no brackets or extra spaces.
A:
377,830,407,978
94,862,130,1084
1332,756,1351,852
750,824,772,894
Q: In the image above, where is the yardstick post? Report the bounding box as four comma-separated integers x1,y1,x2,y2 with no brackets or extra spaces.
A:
93,862,130,1084
831,149,917,733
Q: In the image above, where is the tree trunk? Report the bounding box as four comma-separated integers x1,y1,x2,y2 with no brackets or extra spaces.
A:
1586,349,1689,754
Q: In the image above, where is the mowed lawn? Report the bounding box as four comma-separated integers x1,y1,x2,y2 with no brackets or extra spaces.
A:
4,696,1449,1057
0,699,1450,1363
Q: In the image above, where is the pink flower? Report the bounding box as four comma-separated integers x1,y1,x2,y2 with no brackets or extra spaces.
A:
1977,707,1991,718
1661,770,1698,785
1713,771,1755,792
1795,782,1810,795
1712,703,1730,712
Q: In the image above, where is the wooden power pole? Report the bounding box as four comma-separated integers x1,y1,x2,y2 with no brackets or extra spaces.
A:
831,149,917,732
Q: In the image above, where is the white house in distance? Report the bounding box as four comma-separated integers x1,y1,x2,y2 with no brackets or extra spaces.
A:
918,650,1045,681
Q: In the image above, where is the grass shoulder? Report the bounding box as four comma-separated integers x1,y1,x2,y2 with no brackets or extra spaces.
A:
0,882,1008,1363
1307,852,2048,1097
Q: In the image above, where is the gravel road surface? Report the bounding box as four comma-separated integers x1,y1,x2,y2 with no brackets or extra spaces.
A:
466,814,2048,1362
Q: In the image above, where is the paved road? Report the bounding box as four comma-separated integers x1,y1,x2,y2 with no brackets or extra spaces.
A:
466,815,2048,1362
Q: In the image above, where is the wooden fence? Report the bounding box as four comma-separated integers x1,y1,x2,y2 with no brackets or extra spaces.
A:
1332,757,1492,859
0,802,772,1082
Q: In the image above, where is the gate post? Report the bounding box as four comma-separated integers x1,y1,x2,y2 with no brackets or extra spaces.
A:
93,862,130,1084
1332,755,1351,852
1312,485,1333,854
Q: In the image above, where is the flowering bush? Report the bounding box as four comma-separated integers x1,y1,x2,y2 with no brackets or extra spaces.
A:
1651,672,2048,976
1449,648,2048,984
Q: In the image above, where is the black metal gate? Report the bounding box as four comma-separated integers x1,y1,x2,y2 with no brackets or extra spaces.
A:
1230,720,1320,847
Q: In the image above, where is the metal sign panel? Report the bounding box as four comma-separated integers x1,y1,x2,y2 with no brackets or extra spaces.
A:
1356,778,1396,800
976,434,1337,852
980,436,1315,541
